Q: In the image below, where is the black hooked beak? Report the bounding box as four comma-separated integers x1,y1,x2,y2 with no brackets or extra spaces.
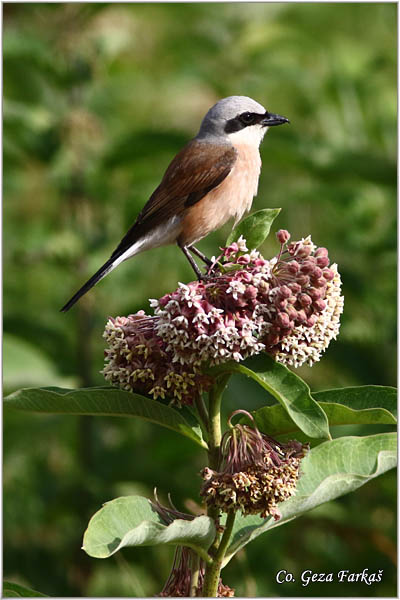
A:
261,112,290,127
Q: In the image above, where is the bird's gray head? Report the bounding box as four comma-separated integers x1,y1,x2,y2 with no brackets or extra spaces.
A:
197,95,289,147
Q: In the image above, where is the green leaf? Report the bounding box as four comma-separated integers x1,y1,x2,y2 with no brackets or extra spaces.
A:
82,496,215,562
223,432,396,565
4,387,207,449
314,385,397,420
209,354,330,439
3,582,47,597
247,385,397,439
226,208,281,249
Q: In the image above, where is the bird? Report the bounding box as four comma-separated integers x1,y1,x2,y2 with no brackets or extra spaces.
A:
61,95,289,312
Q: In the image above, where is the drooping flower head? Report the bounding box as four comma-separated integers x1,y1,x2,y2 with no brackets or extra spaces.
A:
152,492,235,598
159,546,235,598
150,488,194,525
201,410,309,520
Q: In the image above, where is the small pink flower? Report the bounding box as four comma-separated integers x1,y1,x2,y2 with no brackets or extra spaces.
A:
276,229,291,244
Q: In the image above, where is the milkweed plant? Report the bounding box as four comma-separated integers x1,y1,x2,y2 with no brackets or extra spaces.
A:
6,209,397,597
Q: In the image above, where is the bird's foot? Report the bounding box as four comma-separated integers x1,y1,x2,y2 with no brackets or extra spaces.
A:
197,272,217,283
179,243,224,282
187,245,213,267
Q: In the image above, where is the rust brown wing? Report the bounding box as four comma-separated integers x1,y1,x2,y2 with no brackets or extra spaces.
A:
110,140,237,259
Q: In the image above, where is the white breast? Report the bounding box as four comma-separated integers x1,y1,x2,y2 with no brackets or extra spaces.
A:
228,141,262,224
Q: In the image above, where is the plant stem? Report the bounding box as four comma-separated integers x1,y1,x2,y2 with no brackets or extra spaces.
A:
202,511,236,597
194,395,209,430
201,374,232,597
206,374,230,554
207,374,230,470
189,552,201,597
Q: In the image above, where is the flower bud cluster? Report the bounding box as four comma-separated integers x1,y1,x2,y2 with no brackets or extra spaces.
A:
201,414,308,520
260,233,342,357
273,262,344,367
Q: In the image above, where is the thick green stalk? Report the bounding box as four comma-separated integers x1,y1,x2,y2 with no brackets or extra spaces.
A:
194,395,209,435
202,511,236,597
201,374,232,597
206,374,230,542
207,374,230,470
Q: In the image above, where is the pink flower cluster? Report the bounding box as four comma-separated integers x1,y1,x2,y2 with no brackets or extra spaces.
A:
102,312,213,405
151,241,271,366
102,232,343,404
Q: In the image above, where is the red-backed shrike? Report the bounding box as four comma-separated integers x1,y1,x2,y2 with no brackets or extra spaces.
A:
61,96,289,311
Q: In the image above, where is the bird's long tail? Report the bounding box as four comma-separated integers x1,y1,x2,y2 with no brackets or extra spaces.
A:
60,257,118,312
61,227,147,312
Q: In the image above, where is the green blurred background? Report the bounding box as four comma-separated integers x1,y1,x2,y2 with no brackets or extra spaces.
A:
4,3,396,597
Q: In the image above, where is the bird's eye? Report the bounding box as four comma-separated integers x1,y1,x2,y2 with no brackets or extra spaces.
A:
239,112,255,125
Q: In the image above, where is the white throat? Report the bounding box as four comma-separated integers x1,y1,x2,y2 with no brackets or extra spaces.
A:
227,125,267,148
